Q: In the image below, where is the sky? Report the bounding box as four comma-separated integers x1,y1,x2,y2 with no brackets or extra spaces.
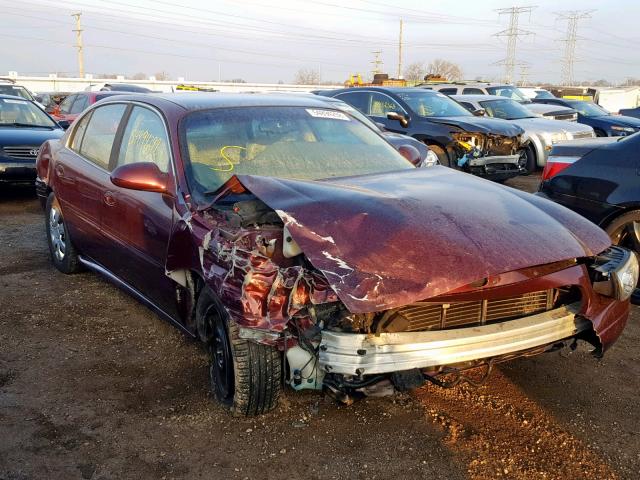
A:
1,0,638,85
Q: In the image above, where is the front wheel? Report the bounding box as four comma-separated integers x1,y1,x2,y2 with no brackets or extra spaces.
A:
605,210,640,304
197,288,282,416
518,145,537,175
427,144,452,168
45,192,81,274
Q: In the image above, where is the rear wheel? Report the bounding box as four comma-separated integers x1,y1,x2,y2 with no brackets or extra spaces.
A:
605,210,640,303
45,192,81,274
197,288,282,416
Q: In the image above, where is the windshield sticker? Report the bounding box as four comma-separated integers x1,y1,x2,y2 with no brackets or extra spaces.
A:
1,99,27,104
305,109,350,121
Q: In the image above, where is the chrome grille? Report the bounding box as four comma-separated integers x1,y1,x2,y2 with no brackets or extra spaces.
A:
2,145,40,160
395,290,554,332
553,114,577,122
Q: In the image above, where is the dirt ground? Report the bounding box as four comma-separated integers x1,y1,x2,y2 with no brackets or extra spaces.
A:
1,175,639,480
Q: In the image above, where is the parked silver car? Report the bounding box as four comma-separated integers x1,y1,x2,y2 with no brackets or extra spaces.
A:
421,82,578,122
453,95,595,173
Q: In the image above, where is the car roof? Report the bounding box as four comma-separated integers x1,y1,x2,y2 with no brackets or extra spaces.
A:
98,92,367,111
0,94,32,101
325,87,439,96
451,94,509,103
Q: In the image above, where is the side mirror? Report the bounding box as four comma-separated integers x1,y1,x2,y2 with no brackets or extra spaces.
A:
57,120,70,130
387,111,409,128
472,109,486,117
397,144,422,167
110,162,168,193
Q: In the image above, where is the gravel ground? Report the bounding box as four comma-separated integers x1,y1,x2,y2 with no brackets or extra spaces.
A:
1,174,638,480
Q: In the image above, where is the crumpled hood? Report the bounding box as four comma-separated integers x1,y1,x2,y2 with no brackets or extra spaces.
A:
234,167,610,313
427,116,524,137
512,117,593,135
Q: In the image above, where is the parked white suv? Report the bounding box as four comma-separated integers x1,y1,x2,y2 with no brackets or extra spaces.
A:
421,82,577,122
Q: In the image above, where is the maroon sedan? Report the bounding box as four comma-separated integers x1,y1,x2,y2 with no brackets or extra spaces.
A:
36,94,637,416
50,91,127,125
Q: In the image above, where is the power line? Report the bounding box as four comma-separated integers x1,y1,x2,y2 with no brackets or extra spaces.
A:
555,10,594,86
493,6,536,84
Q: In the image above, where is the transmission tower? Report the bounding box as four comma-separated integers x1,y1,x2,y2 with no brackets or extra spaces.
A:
519,64,530,86
494,6,536,84
556,10,593,86
371,51,383,78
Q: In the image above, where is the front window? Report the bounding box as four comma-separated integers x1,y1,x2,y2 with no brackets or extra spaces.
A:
568,101,610,117
0,85,33,101
396,91,472,118
0,97,57,128
180,106,413,198
534,90,555,99
480,99,536,120
486,86,529,103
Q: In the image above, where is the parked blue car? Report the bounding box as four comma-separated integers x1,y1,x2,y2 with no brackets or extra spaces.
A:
619,106,640,119
533,98,640,137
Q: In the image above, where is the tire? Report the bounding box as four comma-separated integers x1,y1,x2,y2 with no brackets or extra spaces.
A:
605,210,640,304
427,144,452,168
45,192,81,274
518,145,537,175
197,288,282,416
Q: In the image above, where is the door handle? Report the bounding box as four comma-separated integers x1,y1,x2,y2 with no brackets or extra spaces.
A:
103,191,116,207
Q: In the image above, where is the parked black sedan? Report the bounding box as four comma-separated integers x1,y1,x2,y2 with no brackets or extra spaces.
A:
316,87,526,181
0,95,65,186
533,98,640,137
538,133,640,302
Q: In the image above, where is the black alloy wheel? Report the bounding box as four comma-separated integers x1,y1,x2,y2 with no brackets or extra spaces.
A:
606,211,640,304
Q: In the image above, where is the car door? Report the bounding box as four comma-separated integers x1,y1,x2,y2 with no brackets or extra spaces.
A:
53,103,128,260
367,92,410,134
99,104,178,316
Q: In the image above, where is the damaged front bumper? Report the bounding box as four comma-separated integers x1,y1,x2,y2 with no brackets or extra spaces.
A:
467,154,524,181
319,303,588,376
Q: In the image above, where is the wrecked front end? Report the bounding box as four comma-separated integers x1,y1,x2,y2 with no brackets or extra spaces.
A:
196,170,635,401
451,131,526,181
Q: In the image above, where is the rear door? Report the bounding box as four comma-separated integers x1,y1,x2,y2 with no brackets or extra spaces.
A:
53,103,128,259
99,104,178,315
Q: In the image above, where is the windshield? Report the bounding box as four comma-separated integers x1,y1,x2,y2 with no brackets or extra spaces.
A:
0,85,34,101
181,106,413,197
535,90,555,99
486,86,530,103
568,101,610,117
0,98,57,127
480,98,536,120
396,91,472,117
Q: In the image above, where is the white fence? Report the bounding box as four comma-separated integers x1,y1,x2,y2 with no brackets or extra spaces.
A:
3,73,340,94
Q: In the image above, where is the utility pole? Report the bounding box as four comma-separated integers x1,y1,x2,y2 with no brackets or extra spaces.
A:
397,19,403,79
556,10,593,86
71,12,84,78
371,50,383,79
494,6,536,84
